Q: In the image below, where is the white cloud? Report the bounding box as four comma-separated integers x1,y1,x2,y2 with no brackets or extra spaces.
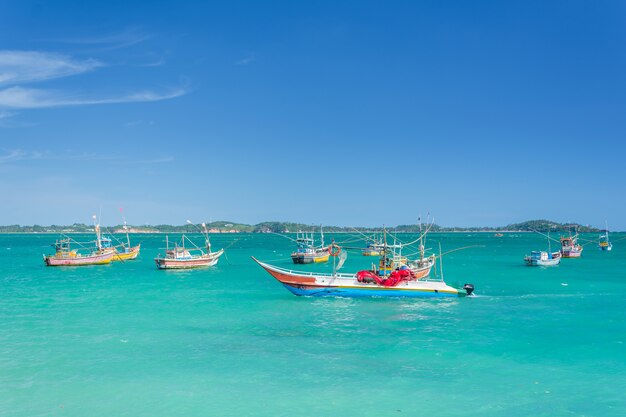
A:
0,50,101,86
0,86,187,109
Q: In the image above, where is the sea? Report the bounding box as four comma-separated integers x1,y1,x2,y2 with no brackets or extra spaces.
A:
1,232,624,417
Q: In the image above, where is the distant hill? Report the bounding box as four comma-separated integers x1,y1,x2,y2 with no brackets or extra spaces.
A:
0,219,603,233
502,220,599,233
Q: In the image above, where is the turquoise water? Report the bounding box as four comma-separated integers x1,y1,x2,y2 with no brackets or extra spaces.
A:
1,233,625,416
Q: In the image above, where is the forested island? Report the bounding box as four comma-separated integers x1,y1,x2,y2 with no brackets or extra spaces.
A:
0,220,603,233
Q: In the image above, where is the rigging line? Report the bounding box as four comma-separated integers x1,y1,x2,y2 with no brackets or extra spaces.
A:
183,234,204,252
222,238,241,251
610,235,626,243
529,229,562,244
102,226,126,246
349,227,377,241
434,244,485,259
268,231,299,243
396,221,435,248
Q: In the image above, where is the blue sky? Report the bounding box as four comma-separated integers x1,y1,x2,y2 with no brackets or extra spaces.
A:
1,1,625,228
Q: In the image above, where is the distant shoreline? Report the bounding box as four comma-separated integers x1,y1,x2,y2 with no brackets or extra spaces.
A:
0,219,607,234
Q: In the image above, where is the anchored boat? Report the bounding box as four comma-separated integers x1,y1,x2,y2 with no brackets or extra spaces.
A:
155,222,224,269
524,251,561,266
291,227,329,264
599,221,612,251
254,233,473,298
253,256,473,298
44,237,114,266
525,234,561,266
560,229,583,258
94,218,141,262
362,234,384,256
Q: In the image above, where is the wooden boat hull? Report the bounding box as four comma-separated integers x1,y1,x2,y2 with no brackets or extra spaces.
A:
44,251,113,266
112,245,141,261
155,249,223,270
561,249,583,258
253,257,468,298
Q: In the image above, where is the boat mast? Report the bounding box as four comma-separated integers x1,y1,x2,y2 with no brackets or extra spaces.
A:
548,232,552,253
203,222,211,253
439,242,444,282
93,214,102,250
419,216,424,261
383,226,388,277
124,218,130,248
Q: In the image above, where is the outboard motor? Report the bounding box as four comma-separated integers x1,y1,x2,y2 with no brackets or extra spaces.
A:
463,283,475,296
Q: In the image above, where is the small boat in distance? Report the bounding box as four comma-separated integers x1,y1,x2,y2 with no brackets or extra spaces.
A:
599,221,612,251
362,234,384,256
494,233,504,237
560,228,583,258
155,222,224,269
525,234,561,266
524,251,561,266
44,237,114,266
291,227,329,264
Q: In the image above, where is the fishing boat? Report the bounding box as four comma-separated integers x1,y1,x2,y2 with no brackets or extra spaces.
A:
154,222,224,269
560,229,583,258
291,227,329,264
109,220,141,261
101,236,141,261
524,251,561,266
253,242,473,298
92,216,141,261
524,234,561,266
599,221,612,251
43,237,114,266
362,234,384,256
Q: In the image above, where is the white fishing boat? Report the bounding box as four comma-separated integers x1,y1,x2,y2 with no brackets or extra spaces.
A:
155,221,224,269
524,250,561,266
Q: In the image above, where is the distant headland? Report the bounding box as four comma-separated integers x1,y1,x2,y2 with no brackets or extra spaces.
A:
0,220,605,234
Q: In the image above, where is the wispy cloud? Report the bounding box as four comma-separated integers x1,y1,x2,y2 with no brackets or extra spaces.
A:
236,53,256,66
0,149,173,165
48,27,153,51
0,149,27,162
0,86,187,109
0,51,101,86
